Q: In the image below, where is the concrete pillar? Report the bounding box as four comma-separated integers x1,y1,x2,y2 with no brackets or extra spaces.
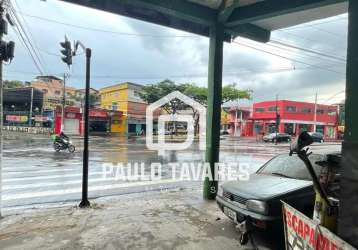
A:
338,0,358,247
203,22,224,200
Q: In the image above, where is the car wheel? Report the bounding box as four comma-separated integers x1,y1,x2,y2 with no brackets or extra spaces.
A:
240,233,249,245
273,138,277,143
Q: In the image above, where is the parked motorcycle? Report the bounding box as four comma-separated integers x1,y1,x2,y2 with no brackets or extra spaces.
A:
53,138,76,153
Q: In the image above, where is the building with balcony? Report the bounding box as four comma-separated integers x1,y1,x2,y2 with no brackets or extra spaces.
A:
250,100,338,139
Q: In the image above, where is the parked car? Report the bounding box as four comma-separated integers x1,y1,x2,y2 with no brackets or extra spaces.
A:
308,132,324,143
216,152,331,231
263,133,291,143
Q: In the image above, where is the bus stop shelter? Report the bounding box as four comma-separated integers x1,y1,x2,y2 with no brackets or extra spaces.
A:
60,0,356,247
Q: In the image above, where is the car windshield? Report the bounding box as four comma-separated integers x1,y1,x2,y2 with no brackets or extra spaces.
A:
257,154,325,180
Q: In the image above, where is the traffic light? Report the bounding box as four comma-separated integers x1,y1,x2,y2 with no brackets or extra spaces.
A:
0,40,15,62
60,39,72,66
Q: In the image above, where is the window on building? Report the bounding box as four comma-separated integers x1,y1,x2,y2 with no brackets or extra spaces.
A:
268,106,277,112
114,92,119,97
317,109,325,115
134,91,139,97
112,102,118,111
42,89,48,94
255,107,265,112
286,106,297,112
328,110,336,116
301,107,312,113
55,90,61,95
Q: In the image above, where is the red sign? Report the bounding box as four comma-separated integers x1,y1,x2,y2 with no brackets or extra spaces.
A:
6,115,28,122
89,110,108,118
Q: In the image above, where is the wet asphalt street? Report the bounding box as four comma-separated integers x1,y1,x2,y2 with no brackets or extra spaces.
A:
1,135,341,214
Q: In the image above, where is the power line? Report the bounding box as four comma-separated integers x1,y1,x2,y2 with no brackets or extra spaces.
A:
9,4,46,72
7,6,45,75
283,16,347,30
322,90,345,104
8,13,44,75
232,41,345,76
19,12,198,39
269,39,346,62
13,0,48,72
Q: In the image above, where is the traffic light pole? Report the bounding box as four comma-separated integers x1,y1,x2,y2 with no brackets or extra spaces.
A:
0,4,4,218
79,48,91,208
61,73,67,132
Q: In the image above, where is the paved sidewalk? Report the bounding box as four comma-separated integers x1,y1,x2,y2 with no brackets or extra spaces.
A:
0,188,277,250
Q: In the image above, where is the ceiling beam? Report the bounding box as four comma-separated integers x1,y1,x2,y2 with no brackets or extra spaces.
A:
226,0,347,27
60,0,270,43
226,24,271,43
218,0,240,23
62,0,217,25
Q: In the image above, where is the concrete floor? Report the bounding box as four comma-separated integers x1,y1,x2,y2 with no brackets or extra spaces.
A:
0,188,277,250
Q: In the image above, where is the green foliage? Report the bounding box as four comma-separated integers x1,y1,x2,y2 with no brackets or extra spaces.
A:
139,79,187,113
140,80,251,108
182,83,208,105
222,83,251,103
4,80,24,89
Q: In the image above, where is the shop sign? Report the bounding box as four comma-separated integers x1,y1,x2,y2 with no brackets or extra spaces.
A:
90,110,108,118
35,115,49,122
66,113,76,119
282,202,354,250
6,115,28,122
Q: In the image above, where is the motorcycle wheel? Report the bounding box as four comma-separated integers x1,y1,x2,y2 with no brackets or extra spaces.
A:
68,145,76,153
54,143,61,152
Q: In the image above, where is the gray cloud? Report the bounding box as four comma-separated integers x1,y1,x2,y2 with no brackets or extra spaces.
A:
6,0,347,104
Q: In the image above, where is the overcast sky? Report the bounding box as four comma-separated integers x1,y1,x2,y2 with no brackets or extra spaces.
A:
5,0,347,104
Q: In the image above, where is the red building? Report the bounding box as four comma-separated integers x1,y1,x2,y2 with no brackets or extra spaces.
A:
54,106,122,135
227,106,253,136
249,100,338,139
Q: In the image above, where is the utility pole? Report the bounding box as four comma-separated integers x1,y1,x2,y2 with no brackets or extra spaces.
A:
275,94,279,145
61,73,67,132
0,1,15,218
234,104,238,136
313,92,318,132
79,47,91,208
0,4,4,219
28,87,33,126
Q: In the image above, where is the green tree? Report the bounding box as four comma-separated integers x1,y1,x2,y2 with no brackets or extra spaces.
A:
4,80,24,89
140,80,251,135
222,83,251,104
139,79,187,114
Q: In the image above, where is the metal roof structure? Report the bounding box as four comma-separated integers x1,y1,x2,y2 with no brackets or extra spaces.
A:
61,0,348,43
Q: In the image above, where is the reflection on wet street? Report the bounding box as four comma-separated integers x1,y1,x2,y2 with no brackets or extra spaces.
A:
2,135,339,213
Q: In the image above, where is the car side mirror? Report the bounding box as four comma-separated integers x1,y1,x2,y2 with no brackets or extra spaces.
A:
290,131,314,155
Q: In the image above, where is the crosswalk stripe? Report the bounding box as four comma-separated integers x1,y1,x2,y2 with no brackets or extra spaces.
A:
2,179,181,201
3,172,104,182
2,177,119,190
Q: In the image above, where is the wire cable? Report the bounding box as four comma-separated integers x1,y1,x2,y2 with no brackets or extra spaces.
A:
9,3,46,73
232,41,344,76
18,12,198,39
